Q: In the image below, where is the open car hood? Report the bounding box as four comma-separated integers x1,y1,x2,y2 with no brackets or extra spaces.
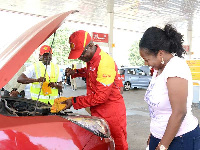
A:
0,10,77,89
0,11,115,149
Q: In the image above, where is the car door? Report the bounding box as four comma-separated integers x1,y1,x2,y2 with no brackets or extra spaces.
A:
135,68,150,87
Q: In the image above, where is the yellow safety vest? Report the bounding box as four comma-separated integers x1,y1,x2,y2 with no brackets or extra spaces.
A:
30,62,59,105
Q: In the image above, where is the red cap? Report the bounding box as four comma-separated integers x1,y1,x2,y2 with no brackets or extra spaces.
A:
40,45,52,55
68,30,91,59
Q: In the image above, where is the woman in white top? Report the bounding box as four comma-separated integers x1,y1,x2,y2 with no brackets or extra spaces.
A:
139,24,200,150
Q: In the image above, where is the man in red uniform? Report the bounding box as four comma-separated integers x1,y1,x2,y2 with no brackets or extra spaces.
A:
63,30,128,150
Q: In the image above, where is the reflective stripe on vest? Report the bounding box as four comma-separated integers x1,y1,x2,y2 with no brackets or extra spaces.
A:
30,62,59,105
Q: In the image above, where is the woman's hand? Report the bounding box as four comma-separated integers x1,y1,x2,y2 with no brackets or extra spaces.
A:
155,143,168,150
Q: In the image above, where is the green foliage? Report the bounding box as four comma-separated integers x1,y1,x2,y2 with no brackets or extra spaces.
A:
26,28,144,67
26,26,81,66
128,41,144,66
46,27,71,65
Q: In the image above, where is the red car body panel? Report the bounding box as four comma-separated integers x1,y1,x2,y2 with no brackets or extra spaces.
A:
0,114,111,150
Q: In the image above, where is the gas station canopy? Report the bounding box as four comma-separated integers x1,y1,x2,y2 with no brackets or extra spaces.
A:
1,0,200,81
0,0,200,33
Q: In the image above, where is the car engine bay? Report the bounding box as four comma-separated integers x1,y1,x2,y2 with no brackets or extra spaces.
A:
0,96,68,116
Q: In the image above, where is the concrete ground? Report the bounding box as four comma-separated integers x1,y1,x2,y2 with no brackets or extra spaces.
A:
61,85,200,150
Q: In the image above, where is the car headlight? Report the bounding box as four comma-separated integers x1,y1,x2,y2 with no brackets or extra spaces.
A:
63,115,111,138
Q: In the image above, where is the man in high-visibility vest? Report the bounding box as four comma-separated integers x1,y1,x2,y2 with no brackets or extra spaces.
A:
17,45,63,105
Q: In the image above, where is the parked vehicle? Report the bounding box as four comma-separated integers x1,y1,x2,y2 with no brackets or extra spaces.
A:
0,11,115,150
119,66,152,91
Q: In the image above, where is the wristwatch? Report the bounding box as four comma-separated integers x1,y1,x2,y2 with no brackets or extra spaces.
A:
158,143,168,150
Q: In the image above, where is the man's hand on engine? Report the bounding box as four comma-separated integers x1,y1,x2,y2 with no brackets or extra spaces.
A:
62,98,73,109
51,97,73,113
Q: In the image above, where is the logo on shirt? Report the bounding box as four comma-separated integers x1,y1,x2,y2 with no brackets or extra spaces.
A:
102,74,111,78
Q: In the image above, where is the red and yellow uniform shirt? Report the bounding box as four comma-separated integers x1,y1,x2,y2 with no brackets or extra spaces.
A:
71,45,128,150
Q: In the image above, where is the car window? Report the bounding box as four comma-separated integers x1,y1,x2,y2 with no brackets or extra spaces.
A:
119,69,125,75
127,69,136,75
135,69,145,76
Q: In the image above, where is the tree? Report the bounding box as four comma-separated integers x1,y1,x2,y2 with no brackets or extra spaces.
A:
26,26,82,66
46,27,71,65
128,41,144,66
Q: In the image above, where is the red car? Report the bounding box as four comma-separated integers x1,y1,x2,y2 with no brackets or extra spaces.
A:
0,10,115,150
